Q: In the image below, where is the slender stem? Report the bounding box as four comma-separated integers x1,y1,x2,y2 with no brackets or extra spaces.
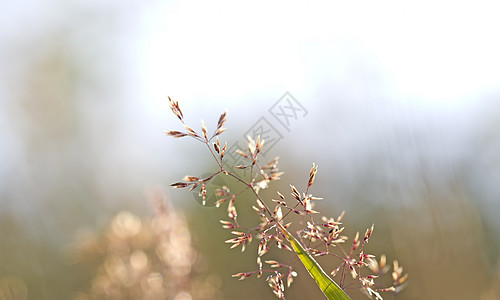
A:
205,141,223,169
341,261,346,287
226,171,274,218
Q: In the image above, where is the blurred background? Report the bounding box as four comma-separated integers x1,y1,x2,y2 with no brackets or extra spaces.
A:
1,0,500,299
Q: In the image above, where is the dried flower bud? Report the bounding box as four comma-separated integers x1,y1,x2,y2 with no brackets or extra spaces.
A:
352,232,360,251
364,224,374,241
247,136,256,157
265,260,281,268
380,254,386,269
165,130,188,138
236,149,249,159
200,183,207,205
201,120,208,140
183,124,198,137
220,220,235,229
216,110,227,131
308,163,318,188
182,176,199,182
168,96,184,121
170,182,190,188
290,185,301,201
287,271,297,287
221,142,227,158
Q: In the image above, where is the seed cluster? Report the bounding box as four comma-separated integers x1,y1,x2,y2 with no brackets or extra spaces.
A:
166,98,407,299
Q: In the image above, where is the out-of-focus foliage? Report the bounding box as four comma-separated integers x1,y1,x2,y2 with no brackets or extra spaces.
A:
68,191,222,300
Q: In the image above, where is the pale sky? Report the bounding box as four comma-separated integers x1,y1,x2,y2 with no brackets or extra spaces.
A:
138,0,500,115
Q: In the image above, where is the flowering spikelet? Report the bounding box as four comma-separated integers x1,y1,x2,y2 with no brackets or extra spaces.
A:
165,98,408,300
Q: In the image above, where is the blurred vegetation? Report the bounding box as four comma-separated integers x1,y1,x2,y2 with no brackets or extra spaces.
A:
68,191,222,300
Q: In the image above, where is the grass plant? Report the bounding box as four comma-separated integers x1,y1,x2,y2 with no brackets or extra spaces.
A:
166,98,407,299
